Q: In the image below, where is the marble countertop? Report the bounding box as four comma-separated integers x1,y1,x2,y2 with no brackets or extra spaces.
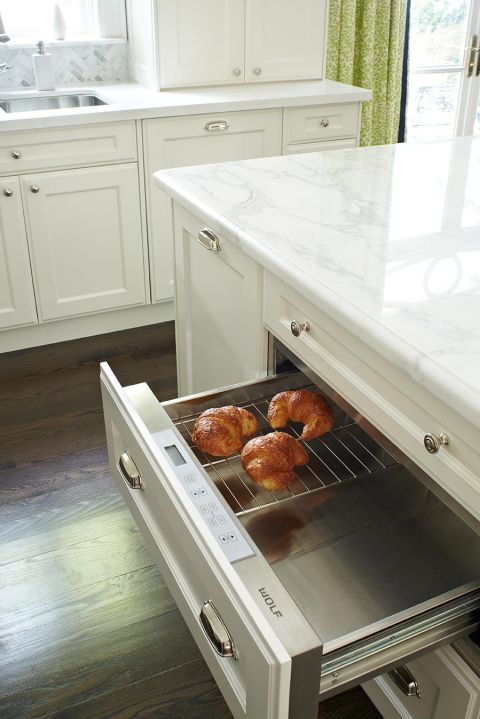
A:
0,79,371,131
154,136,480,429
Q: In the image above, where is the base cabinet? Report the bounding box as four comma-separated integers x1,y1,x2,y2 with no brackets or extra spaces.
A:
0,176,37,330
21,163,146,322
174,205,267,395
363,647,480,719
144,109,282,303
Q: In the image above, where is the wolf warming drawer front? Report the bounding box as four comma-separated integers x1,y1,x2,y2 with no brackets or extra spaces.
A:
101,363,480,719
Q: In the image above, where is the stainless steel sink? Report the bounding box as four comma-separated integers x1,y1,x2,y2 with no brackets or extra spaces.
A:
0,93,108,113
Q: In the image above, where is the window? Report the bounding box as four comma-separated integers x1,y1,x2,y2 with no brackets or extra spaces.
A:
0,0,126,41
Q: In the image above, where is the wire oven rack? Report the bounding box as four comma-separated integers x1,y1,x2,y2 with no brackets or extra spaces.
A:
172,387,399,516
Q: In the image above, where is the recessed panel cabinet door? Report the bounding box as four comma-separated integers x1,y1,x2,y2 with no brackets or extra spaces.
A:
174,206,267,395
157,0,245,87
245,0,326,82
21,164,146,322
0,176,37,331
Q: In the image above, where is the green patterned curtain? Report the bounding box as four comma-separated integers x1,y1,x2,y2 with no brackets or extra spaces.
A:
326,0,408,146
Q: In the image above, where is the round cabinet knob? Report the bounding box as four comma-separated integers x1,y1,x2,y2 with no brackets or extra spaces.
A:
424,432,449,454
290,320,310,337
3,188,13,197
320,119,330,128
11,149,21,159
30,185,40,194
233,67,242,76
253,67,262,76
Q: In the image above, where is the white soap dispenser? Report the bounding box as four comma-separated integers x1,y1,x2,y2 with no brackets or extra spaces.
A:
32,41,55,91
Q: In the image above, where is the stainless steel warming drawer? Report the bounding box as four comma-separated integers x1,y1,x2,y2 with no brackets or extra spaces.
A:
101,363,480,719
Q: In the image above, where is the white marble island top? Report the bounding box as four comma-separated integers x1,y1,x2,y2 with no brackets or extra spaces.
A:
155,137,480,429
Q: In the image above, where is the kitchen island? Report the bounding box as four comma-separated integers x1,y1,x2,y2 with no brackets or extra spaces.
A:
154,135,480,521
98,136,480,719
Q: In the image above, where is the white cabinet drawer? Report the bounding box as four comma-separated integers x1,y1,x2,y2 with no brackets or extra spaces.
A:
283,103,359,144
0,121,137,174
364,647,480,719
264,271,480,525
284,138,357,155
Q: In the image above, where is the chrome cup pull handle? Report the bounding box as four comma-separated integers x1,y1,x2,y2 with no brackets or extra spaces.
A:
204,120,229,132
119,451,143,490
388,666,422,699
197,228,221,251
200,600,237,659
290,320,310,337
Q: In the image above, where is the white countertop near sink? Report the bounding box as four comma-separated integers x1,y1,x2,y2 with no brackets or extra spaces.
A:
154,136,480,429
0,79,372,131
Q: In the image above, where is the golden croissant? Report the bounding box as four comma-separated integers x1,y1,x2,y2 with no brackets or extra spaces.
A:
192,406,258,457
241,431,308,491
267,389,334,440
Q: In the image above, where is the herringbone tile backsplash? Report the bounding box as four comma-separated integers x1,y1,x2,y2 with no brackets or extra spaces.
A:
0,42,128,88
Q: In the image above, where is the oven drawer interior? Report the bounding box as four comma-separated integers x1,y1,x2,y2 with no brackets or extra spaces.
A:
102,365,480,717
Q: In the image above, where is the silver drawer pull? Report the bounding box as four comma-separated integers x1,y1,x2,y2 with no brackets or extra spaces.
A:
200,600,237,659
119,451,143,490
204,120,229,132
388,665,421,698
11,149,21,159
290,320,310,337
3,188,13,197
424,432,449,454
320,118,330,128
197,228,221,251
31,185,40,194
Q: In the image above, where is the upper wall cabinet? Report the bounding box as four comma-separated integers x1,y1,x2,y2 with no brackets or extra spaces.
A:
127,0,327,89
244,0,326,83
157,0,245,87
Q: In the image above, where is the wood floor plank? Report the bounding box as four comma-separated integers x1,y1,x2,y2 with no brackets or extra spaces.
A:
48,658,232,719
0,516,152,610
0,577,199,718
0,446,110,518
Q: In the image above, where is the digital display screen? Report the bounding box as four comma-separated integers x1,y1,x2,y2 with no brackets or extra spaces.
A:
165,444,187,467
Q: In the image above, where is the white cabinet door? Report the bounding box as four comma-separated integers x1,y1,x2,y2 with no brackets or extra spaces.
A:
0,176,37,331
157,0,245,87
144,109,282,303
21,164,146,322
174,206,267,395
245,0,326,82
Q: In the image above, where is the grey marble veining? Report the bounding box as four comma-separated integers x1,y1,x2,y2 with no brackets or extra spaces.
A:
154,136,480,428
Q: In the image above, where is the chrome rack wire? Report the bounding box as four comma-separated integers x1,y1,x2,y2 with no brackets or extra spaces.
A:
173,388,399,516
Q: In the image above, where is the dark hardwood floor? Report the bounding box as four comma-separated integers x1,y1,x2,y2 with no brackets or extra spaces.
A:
0,322,382,719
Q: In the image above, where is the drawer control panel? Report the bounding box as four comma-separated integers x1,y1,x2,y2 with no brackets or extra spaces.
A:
152,429,254,563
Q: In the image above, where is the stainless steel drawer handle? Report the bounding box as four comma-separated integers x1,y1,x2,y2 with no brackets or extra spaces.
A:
253,67,262,76
11,149,21,159
424,432,449,454
30,185,40,194
200,600,237,659
290,320,310,337
119,451,143,490
388,665,421,698
3,188,13,197
320,118,330,128
233,67,242,76
197,228,221,252
204,120,229,132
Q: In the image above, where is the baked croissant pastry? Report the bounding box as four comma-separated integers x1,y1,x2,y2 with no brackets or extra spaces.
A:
241,431,308,491
267,389,334,441
192,406,258,457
